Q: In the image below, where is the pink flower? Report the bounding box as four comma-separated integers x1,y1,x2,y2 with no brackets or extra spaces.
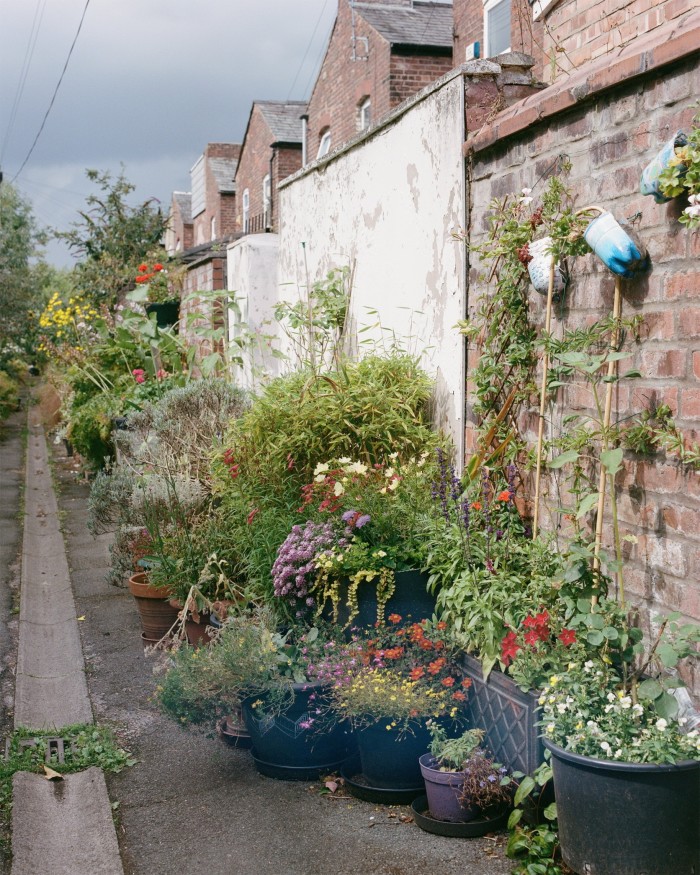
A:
132,368,146,384
156,369,167,380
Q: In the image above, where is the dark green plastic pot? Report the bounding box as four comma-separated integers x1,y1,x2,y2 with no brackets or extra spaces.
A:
544,738,700,875
324,569,436,629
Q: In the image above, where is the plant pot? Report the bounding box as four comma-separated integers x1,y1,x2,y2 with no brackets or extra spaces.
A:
461,653,543,775
324,569,436,629
583,210,647,278
145,300,179,329
544,738,700,875
355,719,431,789
419,754,477,822
411,795,510,837
640,130,687,203
526,236,567,297
241,681,355,779
127,572,179,640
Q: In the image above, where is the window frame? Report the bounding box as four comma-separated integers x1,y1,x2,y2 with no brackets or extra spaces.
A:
483,0,511,58
358,97,371,132
317,129,332,160
242,188,250,233
262,173,271,227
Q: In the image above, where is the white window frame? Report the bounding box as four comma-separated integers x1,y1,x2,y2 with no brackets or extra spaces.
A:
262,174,271,226
242,188,250,233
210,216,216,241
317,130,332,159
359,97,371,132
483,0,511,58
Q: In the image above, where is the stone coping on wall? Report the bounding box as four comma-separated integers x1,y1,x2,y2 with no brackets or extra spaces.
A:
465,8,700,156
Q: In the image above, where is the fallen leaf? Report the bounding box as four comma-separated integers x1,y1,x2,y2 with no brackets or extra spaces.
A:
324,780,339,793
77,616,85,621
43,765,63,781
399,814,413,823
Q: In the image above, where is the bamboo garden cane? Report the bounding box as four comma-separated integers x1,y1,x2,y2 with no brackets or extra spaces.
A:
532,255,556,538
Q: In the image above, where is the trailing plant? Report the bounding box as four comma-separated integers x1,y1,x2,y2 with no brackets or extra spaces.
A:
657,107,700,227
457,173,590,467
622,403,700,469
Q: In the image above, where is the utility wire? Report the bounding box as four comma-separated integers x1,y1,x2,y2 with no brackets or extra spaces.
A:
1,0,48,164
286,0,330,100
10,0,91,184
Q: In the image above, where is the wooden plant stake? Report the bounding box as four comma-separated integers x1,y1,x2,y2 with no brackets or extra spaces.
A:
532,256,556,537
591,275,623,598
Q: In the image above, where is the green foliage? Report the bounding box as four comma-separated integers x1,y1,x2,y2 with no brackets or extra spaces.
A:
66,391,121,469
623,404,700,469
507,760,562,875
0,370,21,421
56,168,168,307
428,722,484,770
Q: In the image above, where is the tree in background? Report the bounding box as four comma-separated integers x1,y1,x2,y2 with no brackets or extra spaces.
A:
56,168,168,308
0,181,50,363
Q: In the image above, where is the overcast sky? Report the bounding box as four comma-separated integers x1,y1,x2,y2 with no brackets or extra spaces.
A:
0,0,338,267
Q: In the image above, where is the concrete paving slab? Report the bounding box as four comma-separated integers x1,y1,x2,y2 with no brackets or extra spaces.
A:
11,768,123,875
15,618,85,678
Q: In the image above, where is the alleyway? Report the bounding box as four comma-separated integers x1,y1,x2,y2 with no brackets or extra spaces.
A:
1,409,514,875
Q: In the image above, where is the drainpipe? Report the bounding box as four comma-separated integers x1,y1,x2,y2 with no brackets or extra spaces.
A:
301,113,309,167
268,147,274,232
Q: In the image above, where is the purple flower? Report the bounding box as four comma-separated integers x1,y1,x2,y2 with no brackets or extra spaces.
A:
355,514,371,528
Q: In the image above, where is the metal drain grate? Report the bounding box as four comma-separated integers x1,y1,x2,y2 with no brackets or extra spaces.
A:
3,737,77,764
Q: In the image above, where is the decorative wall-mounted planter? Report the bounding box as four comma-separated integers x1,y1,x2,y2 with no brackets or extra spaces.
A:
461,653,543,775
527,236,567,296
583,211,648,278
145,300,180,329
640,130,687,203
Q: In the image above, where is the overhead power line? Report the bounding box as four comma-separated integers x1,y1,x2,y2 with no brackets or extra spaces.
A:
10,0,91,184
287,0,330,100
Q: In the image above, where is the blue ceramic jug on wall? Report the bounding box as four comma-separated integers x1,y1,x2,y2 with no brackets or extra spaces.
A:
584,211,648,278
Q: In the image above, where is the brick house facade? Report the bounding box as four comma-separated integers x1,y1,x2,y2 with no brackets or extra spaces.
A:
190,142,240,247
234,101,306,234
464,9,700,693
305,0,454,162
164,192,193,255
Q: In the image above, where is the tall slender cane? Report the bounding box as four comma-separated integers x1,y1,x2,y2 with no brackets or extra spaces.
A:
532,256,556,538
591,275,623,601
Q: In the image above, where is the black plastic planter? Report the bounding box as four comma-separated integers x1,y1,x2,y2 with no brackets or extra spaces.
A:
145,300,180,329
324,569,437,629
544,738,700,875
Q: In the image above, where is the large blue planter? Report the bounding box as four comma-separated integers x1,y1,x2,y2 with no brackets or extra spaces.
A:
241,681,355,780
324,569,437,629
355,719,431,789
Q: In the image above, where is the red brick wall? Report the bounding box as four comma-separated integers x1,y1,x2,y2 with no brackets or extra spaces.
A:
271,146,303,232
539,0,698,83
192,143,239,246
165,196,193,255
467,56,700,693
389,50,454,106
306,1,392,156
235,106,275,232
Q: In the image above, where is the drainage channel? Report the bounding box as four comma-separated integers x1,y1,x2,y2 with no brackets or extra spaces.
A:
10,412,123,875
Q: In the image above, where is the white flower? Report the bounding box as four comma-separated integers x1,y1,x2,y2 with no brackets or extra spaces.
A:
546,723,555,733
632,704,644,717
521,187,532,195
583,660,594,673
333,481,345,496
557,703,568,714
683,204,700,218
619,697,632,709
607,692,616,703
614,749,622,759
604,704,614,713
384,468,395,478
345,461,368,474
655,718,668,732
313,462,330,476
388,452,398,460
600,741,611,752
679,717,688,726
688,193,700,205
519,196,534,206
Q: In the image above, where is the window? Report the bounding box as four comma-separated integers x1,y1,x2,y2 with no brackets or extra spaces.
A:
358,97,371,132
262,174,271,227
242,188,250,233
210,216,216,241
317,129,332,159
483,0,511,58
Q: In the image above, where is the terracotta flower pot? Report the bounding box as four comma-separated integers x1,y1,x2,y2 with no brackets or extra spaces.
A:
128,572,179,640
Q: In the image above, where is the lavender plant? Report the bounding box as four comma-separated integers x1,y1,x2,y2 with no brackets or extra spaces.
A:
271,521,340,608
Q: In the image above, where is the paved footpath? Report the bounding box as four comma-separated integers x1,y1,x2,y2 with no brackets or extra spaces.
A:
5,410,515,875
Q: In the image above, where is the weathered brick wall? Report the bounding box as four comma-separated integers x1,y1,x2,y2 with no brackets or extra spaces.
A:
164,195,193,255
539,0,699,84
389,50,454,106
180,255,227,363
466,54,700,694
271,146,303,232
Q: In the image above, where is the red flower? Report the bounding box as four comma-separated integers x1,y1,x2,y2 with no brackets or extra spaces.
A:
383,647,404,660
388,613,402,624
471,501,482,511
229,464,240,479
497,490,511,502
524,630,540,647
409,667,425,681
462,678,472,689
441,676,455,687
137,263,148,272
134,275,148,284
153,263,163,272
500,630,521,667
534,610,550,628
436,621,447,631
427,657,446,675
452,690,467,702
558,628,577,647
246,507,260,525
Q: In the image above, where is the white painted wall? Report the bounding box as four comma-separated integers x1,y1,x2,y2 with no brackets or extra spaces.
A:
278,72,467,453
227,233,282,390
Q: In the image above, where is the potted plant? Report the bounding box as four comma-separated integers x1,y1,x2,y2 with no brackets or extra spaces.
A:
321,615,470,793
273,454,440,628
418,723,512,825
538,613,700,875
158,609,356,780
133,254,183,328
656,108,700,227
